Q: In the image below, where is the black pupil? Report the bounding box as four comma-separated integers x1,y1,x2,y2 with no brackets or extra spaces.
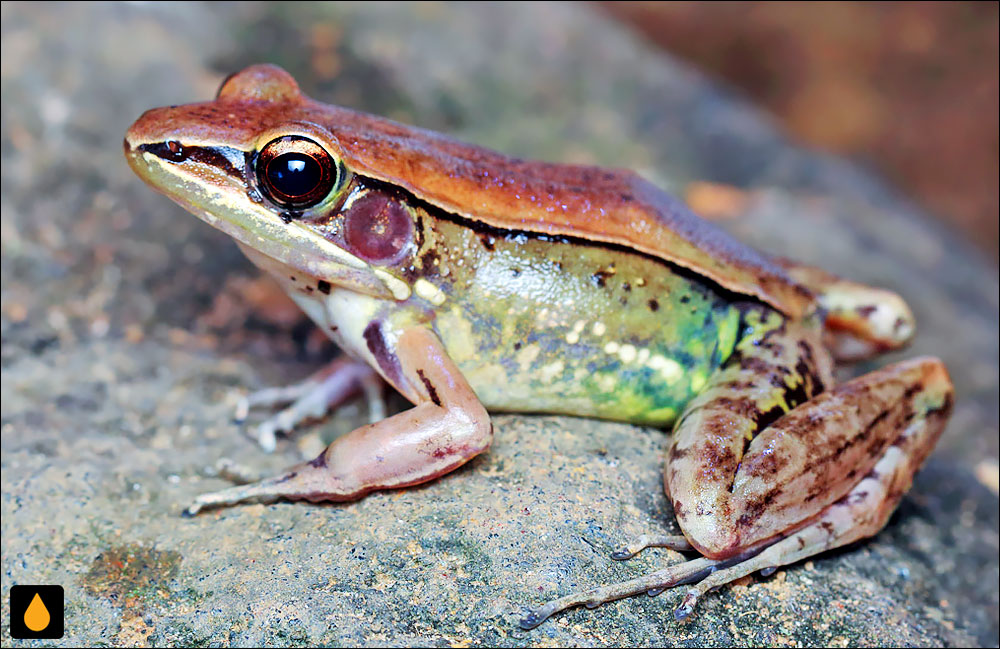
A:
266,153,322,198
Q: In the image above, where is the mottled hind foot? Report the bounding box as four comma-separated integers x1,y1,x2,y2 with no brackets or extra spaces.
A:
610,533,693,560
519,554,726,630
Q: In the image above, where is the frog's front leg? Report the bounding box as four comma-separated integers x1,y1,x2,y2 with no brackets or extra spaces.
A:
521,313,952,628
184,327,491,515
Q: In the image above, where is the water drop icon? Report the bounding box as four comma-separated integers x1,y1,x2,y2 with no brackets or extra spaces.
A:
24,592,50,632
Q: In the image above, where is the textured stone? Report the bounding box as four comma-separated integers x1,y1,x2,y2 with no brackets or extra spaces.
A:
2,2,996,646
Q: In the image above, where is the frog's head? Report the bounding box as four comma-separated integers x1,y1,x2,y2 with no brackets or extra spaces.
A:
124,64,414,301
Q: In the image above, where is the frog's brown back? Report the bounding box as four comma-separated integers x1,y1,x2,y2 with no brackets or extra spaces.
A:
312,100,813,318
134,64,812,317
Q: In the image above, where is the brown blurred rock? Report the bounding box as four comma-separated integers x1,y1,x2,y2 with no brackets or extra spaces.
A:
601,1,1000,262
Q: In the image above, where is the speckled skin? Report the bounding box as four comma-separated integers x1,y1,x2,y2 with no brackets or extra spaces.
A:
428,225,742,426
336,180,750,425
229,175,748,427
123,64,956,625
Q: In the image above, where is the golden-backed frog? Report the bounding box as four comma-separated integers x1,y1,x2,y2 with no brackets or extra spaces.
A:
124,64,954,627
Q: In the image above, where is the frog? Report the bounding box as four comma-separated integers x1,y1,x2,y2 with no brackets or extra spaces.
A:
124,64,954,627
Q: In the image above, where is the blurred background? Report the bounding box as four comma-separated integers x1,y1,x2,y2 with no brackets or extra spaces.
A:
602,1,999,263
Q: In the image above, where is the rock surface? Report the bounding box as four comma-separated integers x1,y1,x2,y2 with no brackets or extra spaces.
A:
2,3,997,646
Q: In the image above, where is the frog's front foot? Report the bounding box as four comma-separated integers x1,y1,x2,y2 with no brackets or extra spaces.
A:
235,357,386,452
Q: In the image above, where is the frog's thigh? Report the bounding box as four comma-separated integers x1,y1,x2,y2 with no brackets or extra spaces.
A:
185,327,492,515
673,357,953,617
668,353,953,559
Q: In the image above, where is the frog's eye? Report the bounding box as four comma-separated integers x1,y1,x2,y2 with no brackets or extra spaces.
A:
256,136,340,209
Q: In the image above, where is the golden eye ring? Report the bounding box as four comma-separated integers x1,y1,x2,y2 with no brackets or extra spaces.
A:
256,136,339,209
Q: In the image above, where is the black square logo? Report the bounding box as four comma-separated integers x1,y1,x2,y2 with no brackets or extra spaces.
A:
9,585,64,639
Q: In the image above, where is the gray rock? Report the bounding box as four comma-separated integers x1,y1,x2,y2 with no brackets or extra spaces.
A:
2,2,996,646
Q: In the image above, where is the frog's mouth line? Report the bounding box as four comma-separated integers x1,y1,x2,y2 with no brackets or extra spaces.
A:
124,138,397,301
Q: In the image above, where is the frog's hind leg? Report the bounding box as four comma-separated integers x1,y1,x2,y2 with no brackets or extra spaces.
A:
666,315,952,561
673,381,950,619
235,356,386,452
521,310,952,627
523,358,951,628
